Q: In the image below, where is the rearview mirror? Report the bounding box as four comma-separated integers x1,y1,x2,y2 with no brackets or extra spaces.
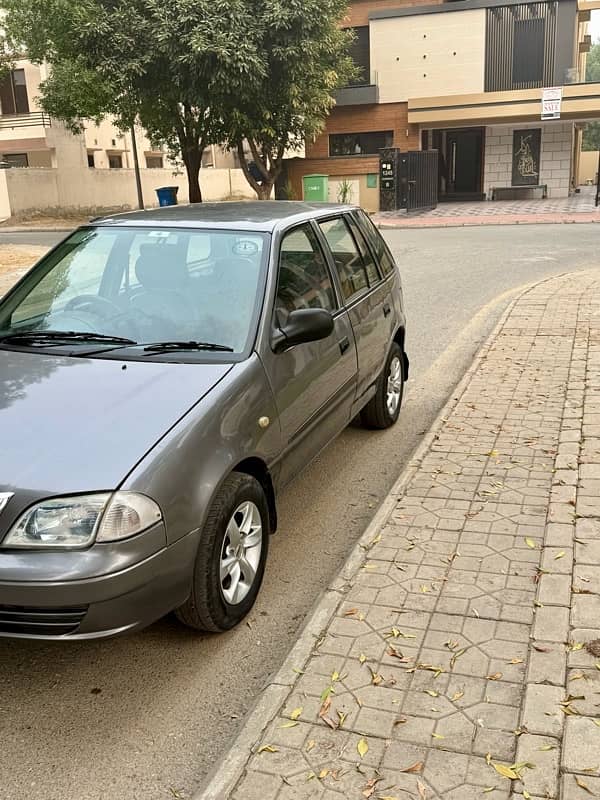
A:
273,308,334,353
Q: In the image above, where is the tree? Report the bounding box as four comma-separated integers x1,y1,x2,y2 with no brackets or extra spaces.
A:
583,42,600,151
225,0,356,200
2,0,261,202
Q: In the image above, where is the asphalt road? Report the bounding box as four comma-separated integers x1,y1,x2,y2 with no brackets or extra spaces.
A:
0,224,598,800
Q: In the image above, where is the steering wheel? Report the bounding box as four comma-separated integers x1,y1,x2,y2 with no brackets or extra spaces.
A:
65,294,122,319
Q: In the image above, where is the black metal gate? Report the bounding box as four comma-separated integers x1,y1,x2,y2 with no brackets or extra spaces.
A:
379,149,438,213
399,150,439,212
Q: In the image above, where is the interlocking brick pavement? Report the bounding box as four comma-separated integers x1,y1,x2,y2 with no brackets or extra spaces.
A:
200,271,600,800
374,187,600,229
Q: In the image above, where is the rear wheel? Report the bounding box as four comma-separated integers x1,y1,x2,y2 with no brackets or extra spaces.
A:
176,473,270,632
361,342,405,430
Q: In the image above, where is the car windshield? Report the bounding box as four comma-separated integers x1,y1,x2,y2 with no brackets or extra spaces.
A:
0,226,269,357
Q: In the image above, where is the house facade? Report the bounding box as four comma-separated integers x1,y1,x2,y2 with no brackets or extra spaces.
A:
0,58,237,174
287,0,600,210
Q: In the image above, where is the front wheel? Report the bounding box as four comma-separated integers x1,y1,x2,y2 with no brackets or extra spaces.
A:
175,473,270,632
361,342,405,430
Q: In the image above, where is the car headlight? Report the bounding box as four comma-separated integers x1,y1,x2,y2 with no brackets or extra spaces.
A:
2,492,162,549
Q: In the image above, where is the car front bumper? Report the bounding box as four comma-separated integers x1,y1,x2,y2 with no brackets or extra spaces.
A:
0,526,200,640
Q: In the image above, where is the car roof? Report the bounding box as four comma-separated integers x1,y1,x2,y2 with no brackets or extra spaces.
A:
92,201,358,233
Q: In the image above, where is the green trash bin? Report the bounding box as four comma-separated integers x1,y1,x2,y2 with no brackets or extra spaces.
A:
303,174,329,202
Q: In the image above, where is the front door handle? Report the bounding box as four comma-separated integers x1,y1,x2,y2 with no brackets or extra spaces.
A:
339,336,350,355
383,303,392,318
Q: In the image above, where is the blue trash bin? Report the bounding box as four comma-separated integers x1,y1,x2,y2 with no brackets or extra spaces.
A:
156,186,179,207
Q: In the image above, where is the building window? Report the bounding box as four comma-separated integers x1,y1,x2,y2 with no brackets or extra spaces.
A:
108,154,123,169
87,152,95,168
0,69,30,115
2,153,28,168
145,155,164,169
485,4,556,92
512,18,546,85
329,131,393,157
347,26,371,86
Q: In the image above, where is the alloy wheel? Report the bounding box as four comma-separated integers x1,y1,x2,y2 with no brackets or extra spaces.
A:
386,356,403,417
219,501,263,606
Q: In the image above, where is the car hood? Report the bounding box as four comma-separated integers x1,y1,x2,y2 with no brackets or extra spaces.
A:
0,349,232,499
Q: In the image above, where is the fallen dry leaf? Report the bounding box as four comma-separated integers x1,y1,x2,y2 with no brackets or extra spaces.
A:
575,776,594,794
417,779,427,799
492,762,519,780
486,673,503,681
450,648,466,668
357,738,369,758
258,744,279,754
399,761,424,774
290,707,303,720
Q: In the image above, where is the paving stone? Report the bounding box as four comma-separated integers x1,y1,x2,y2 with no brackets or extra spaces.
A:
566,668,600,716
572,564,600,592
575,517,600,538
541,546,574,574
527,641,567,686
538,573,572,606
533,605,570,642
562,717,600,772
515,734,560,797
561,773,600,799
575,537,600,566
572,595,600,629
232,770,282,800
545,522,576,547
522,684,565,736
568,629,600,668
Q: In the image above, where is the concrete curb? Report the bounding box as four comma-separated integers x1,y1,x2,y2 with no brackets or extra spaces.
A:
193,275,557,800
0,226,74,233
375,214,600,231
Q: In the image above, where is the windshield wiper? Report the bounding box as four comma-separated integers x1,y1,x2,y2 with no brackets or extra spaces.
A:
0,330,137,346
142,340,234,354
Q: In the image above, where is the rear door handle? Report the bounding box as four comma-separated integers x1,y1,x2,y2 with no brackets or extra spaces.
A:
383,303,392,317
339,336,350,355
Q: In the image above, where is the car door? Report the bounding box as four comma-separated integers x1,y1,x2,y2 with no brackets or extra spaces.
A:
261,222,358,487
316,213,397,416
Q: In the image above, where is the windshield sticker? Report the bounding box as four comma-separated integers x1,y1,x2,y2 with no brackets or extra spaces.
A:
148,231,177,242
233,240,260,257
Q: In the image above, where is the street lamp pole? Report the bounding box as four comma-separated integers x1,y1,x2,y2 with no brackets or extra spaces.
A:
130,124,144,210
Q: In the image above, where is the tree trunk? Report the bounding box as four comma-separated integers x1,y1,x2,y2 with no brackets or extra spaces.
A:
182,145,203,204
256,182,274,200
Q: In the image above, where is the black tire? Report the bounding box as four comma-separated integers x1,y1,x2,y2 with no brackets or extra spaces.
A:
175,473,270,632
361,342,405,430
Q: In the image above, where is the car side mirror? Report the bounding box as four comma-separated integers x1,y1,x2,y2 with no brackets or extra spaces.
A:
272,308,334,353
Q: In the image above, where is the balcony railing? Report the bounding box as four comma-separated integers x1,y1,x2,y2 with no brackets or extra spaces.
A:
0,112,51,130
335,72,379,106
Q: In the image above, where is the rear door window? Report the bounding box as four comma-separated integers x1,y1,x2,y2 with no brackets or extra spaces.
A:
346,215,381,286
317,216,370,303
353,209,396,277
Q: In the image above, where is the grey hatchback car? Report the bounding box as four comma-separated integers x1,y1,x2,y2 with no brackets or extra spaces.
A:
0,201,407,639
